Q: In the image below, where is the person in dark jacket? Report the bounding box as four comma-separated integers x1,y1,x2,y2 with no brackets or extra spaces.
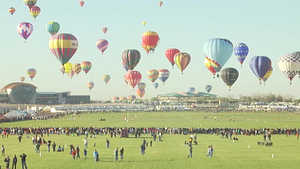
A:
12,155,17,169
20,153,27,169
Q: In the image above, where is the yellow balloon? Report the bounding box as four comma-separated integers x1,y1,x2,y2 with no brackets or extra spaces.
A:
64,62,73,74
142,21,146,26
263,67,273,82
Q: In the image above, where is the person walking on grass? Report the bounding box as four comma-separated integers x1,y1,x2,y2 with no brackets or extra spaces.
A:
210,145,214,157
12,155,17,169
114,148,118,161
1,145,5,156
20,153,27,169
120,147,124,161
93,150,99,162
71,150,76,160
4,156,10,169
206,145,211,157
187,144,193,158
106,139,110,148
84,149,87,159
76,146,80,158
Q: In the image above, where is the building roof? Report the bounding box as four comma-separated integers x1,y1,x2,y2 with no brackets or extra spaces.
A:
0,82,37,93
37,92,58,95
4,110,27,117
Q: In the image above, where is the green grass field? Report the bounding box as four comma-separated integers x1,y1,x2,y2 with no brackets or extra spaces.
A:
1,111,300,169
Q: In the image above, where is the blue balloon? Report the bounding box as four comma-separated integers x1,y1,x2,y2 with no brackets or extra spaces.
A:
187,87,195,92
203,38,233,72
205,85,212,93
154,82,159,89
234,43,249,66
249,56,271,83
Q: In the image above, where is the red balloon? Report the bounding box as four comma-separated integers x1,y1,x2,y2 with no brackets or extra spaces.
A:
165,48,180,67
136,89,145,98
125,70,142,89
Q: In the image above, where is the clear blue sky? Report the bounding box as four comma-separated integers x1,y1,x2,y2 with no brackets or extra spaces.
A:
1,0,300,100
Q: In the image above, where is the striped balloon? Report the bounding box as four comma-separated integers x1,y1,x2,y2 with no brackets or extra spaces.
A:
68,70,75,79
96,39,109,54
81,61,92,75
136,89,145,99
86,81,94,90
122,49,141,70
125,70,142,89
249,56,271,83
165,48,180,68
142,31,160,54
174,52,191,74
138,82,146,91
49,33,78,65
59,65,65,75
128,95,136,100
72,63,82,75
102,75,111,84
147,69,159,83
8,7,15,15
46,22,60,36
122,61,129,72
204,57,219,77
17,22,33,41
23,0,37,9
234,43,249,67
29,6,41,20
27,68,36,81
158,69,170,85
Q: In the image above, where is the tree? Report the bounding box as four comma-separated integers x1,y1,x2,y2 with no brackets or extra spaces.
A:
276,95,283,102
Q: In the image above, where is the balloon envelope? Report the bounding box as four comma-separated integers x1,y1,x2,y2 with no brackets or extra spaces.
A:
64,62,73,74
122,49,141,70
81,61,92,74
29,6,41,19
46,22,60,36
249,56,271,82
96,39,109,54
17,22,33,41
142,31,159,54
234,43,249,66
136,89,145,99
87,81,94,90
165,48,180,67
8,7,16,15
154,82,159,89
187,87,195,92
147,69,159,83
23,0,37,9
158,69,170,84
102,27,108,34
205,85,212,93
220,68,239,90
125,70,142,89
174,52,191,73
49,33,78,65
20,77,25,83
138,82,146,91
102,75,111,84
278,52,300,83
27,68,36,80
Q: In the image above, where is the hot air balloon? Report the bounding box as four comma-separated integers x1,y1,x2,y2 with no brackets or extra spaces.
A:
29,6,41,20
102,75,111,84
142,31,160,54
158,1,163,7
87,81,94,90
203,38,233,76
122,61,129,72
120,97,127,101
249,56,272,84
125,70,142,89
96,39,108,54
102,27,108,34
205,85,212,93
136,89,145,99
27,68,36,81
46,22,60,36
147,69,159,83
278,52,300,84
142,22,146,26
64,62,73,74
188,87,195,92
165,48,180,68
68,70,75,79
220,68,239,91
79,1,85,7
122,49,141,70
234,43,249,67
124,75,128,85
128,95,136,100
17,22,33,42
72,63,82,75
141,42,150,54
174,52,191,74
8,7,15,15
20,77,25,83
262,66,273,84
154,82,159,89
81,61,92,75
49,33,78,65
204,57,218,78
113,97,119,101
158,69,170,85
138,82,146,91
59,65,65,75
23,0,37,9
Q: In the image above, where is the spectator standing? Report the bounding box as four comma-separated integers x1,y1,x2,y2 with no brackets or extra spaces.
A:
187,144,192,158
76,146,80,158
114,148,118,161
93,150,99,162
84,149,87,159
120,147,124,161
20,153,27,169
52,142,56,152
12,155,17,169
4,156,10,169
1,145,5,156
